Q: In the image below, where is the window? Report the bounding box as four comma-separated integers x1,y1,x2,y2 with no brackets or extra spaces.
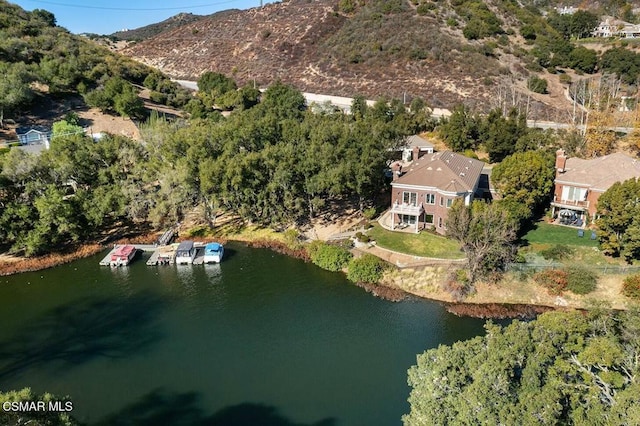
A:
438,217,443,228
399,214,416,225
446,199,453,208
439,196,443,206
425,193,435,204
403,191,418,206
424,214,434,224
561,186,587,201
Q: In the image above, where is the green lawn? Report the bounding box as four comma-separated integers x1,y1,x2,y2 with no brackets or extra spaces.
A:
367,224,464,259
521,222,599,248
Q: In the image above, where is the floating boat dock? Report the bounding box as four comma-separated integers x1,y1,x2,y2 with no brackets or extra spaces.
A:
99,244,158,266
100,243,210,266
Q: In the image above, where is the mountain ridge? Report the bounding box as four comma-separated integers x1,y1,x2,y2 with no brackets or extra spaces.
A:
117,0,640,119
120,0,513,111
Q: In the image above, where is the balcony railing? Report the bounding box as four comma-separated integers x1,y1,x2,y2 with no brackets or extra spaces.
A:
552,196,589,209
391,202,424,215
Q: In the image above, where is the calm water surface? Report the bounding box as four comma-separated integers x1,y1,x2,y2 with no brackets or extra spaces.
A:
0,243,488,425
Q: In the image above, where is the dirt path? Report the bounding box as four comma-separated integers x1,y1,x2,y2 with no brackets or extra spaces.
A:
78,108,141,140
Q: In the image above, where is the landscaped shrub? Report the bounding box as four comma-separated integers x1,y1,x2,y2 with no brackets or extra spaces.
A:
622,273,640,300
564,266,598,294
307,242,352,272
540,244,574,261
354,232,371,243
347,254,387,283
533,269,568,295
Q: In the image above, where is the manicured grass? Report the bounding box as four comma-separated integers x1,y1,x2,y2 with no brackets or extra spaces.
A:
367,224,464,259
521,222,599,248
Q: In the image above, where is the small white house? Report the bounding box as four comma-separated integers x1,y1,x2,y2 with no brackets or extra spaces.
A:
16,126,51,149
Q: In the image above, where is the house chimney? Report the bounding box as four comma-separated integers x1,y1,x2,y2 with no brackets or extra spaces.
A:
412,146,420,162
391,162,402,181
555,149,567,173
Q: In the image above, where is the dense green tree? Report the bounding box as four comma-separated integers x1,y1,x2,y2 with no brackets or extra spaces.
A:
600,47,640,84
439,104,479,152
491,150,555,218
84,76,145,119
51,119,84,140
405,309,640,425
481,108,528,163
351,95,368,120
596,178,640,262
197,71,237,97
0,61,33,127
569,10,599,39
257,81,306,121
569,45,598,73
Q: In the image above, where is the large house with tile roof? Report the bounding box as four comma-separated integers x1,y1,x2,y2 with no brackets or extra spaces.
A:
552,149,640,224
390,151,485,234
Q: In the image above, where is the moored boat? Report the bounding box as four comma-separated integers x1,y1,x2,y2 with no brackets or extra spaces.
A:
110,245,137,266
175,240,197,264
203,242,224,263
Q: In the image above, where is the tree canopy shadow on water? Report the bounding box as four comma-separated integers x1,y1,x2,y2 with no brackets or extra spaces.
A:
95,389,337,426
0,291,167,381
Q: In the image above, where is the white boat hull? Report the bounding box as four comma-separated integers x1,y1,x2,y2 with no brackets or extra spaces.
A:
203,255,222,264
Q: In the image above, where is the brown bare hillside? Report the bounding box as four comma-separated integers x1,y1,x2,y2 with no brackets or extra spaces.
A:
120,0,565,116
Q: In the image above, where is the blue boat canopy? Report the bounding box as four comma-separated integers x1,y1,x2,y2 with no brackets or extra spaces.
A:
205,243,222,253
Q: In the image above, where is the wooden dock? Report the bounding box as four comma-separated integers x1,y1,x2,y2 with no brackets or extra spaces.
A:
146,243,178,266
193,247,205,265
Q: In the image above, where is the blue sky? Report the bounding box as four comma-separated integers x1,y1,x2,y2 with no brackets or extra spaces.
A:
11,0,273,34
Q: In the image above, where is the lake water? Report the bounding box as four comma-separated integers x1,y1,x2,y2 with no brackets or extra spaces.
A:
0,243,487,425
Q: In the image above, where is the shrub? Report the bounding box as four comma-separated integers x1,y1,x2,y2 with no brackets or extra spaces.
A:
528,76,548,94
149,91,168,104
443,269,472,301
283,228,301,248
533,269,568,295
559,73,572,85
185,225,211,238
354,232,370,243
363,207,377,220
564,266,598,294
417,3,435,15
307,242,352,272
347,254,387,283
622,274,640,299
540,244,574,261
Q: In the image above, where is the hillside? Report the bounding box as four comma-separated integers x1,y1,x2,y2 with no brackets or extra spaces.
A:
112,12,213,41
0,0,191,141
121,0,502,109
117,0,635,118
